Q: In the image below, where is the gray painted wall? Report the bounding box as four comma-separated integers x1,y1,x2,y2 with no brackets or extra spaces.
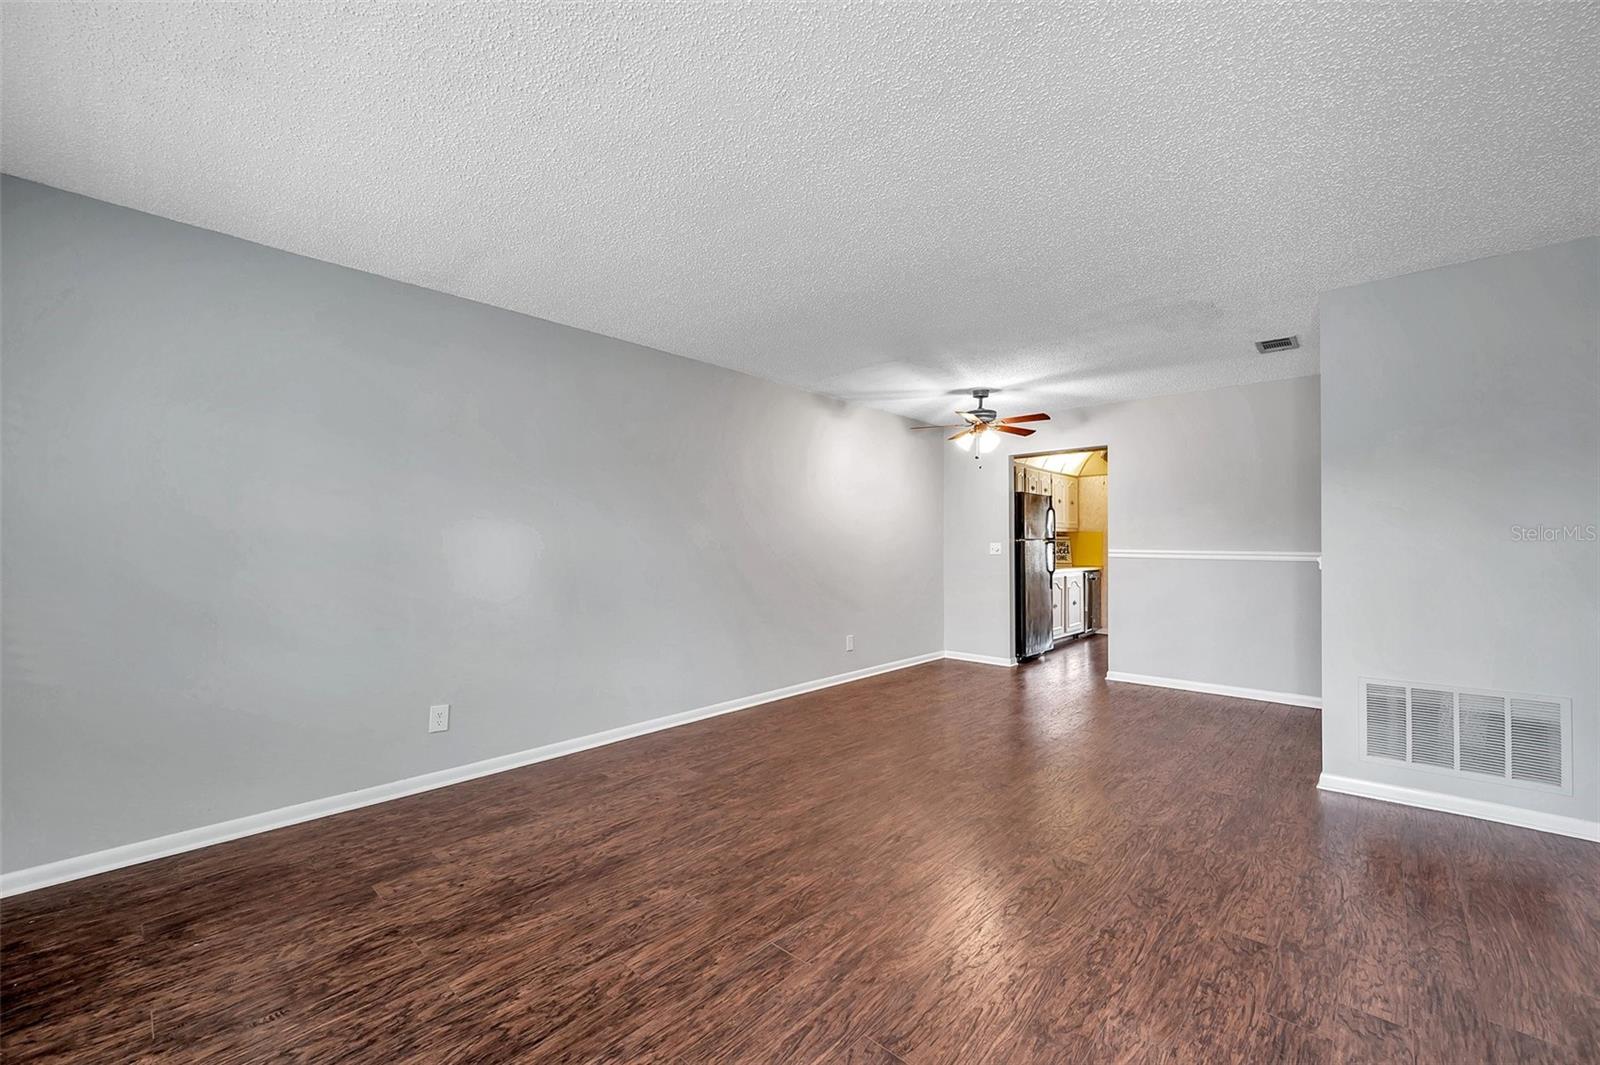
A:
1320,237,1599,828
942,376,1322,697
0,178,945,872
1111,561,1321,696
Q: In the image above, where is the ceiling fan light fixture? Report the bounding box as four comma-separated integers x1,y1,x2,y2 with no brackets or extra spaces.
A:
910,389,1051,452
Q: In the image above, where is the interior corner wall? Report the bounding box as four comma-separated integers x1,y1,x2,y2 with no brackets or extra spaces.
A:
942,376,1322,700
1320,237,1599,832
0,177,945,874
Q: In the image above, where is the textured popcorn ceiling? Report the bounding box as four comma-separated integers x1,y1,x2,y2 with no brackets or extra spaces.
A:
4,3,1597,423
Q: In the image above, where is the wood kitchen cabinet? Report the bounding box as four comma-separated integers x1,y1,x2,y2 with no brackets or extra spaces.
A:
1049,474,1079,531
1015,466,1079,532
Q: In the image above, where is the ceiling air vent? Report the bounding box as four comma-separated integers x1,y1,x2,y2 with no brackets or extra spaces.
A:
1255,335,1300,353
1361,679,1571,793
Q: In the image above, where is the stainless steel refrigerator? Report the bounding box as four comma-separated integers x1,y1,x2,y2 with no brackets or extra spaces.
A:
1014,490,1056,658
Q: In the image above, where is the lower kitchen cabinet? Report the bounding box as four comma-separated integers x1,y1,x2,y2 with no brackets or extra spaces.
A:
1053,569,1087,639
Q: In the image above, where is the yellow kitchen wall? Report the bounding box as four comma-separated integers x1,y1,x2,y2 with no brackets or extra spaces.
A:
1067,530,1106,566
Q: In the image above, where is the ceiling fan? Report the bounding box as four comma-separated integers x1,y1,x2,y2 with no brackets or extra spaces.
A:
910,389,1050,452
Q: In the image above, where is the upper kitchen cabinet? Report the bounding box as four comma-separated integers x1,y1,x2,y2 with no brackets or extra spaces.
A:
1012,458,1088,532
1057,474,1080,531
1047,473,1079,531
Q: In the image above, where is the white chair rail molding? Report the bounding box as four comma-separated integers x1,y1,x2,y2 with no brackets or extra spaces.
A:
1,5,1595,1062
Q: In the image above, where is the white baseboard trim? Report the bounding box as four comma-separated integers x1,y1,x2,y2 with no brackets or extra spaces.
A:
1105,670,1321,709
1317,773,1600,842
942,650,1018,668
0,650,945,898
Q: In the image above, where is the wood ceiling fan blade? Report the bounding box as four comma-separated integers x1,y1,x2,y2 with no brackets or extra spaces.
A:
958,411,980,423
909,424,970,430
998,413,1051,424
993,425,1036,436
947,428,977,441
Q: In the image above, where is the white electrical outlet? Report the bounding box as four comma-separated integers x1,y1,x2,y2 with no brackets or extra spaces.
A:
989,542,1003,555
428,704,450,733
844,634,855,652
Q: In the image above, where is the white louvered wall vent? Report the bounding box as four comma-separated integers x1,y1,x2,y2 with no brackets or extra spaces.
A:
1361,679,1571,793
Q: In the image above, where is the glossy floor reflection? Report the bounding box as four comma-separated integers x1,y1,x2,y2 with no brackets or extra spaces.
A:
4,636,1597,1062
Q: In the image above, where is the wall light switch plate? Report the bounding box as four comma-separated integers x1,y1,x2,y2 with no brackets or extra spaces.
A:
428,704,450,733
989,542,1003,555
844,634,855,652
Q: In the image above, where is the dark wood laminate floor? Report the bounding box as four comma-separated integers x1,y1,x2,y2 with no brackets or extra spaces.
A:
4,636,1598,1063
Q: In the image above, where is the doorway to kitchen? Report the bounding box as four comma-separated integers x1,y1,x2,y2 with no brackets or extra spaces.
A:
1011,448,1108,661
